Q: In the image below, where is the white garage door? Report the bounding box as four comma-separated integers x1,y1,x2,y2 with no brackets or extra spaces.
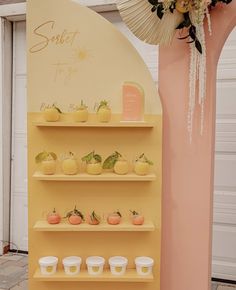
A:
213,29,236,280
10,9,236,280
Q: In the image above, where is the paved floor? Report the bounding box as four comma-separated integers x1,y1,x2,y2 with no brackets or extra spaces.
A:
0,254,235,290
0,254,28,290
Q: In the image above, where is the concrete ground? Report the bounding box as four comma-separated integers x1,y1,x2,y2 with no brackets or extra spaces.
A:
0,254,235,290
0,254,28,290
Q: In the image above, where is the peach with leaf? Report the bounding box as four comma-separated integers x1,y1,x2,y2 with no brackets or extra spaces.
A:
66,206,84,225
96,100,111,123
47,208,61,225
86,211,101,225
134,153,153,176
73,100,88,122
103,151,129,175
35,151,57,175
42,104,62,122
107,211,122,225
130,210,144,225
61,152,78,175
82,151,102,175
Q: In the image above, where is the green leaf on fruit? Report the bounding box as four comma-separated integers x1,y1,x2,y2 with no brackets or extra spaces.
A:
97,100,109,112
82,151,102,164
49,152,57,160
116,211,122,217
82,151,94,163
93,154,102,163
53,105,62,114
137,153,153,165
35,151,57,163
103,151,122,169
91,211,100,222
35,151,48,163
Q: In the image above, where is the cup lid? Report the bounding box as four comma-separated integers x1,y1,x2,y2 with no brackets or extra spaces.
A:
39,256,58,266
86,256,105,266
135,256,154,267
62,256,82,266
108,256,128,266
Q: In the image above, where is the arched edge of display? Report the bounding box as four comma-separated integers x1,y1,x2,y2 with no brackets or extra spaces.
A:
27,0,162,290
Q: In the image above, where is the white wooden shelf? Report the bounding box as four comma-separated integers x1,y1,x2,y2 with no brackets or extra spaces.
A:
33,121,155,128
33,172,156,181
33,220,155,232
33,268,154,282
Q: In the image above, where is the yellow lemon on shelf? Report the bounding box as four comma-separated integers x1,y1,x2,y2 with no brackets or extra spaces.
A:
134,161,150,176
86,163,102,175
114,160,129,175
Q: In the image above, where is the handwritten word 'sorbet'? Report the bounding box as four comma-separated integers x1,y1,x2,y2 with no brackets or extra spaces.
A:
30,21,79,53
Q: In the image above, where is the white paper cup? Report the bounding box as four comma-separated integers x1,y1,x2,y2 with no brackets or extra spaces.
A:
39,256,58,275
109,256,128,276
62,256,82,275
135,256,154,276
86,256,105,275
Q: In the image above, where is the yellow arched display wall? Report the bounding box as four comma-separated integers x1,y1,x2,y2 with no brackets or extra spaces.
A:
27,0,162,289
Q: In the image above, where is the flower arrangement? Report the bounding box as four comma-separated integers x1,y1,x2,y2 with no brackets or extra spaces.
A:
117,0,232,140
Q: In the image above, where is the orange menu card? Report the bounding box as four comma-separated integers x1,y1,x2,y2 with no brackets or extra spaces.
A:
122,82,144,121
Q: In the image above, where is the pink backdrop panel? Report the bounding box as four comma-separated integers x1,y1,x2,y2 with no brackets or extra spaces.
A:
159,4,236,290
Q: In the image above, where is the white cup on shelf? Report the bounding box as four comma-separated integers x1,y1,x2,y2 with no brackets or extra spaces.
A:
109,256,128,276
86,256,105,275
62,256,82,275
39,256,58,275
135,256,154,276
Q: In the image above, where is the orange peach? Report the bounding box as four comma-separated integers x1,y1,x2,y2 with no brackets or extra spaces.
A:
47,209,61,224
132,215,144,225
68,215,82,225
107,213,122,225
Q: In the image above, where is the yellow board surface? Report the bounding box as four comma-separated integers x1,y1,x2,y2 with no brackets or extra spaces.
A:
27,1,162,289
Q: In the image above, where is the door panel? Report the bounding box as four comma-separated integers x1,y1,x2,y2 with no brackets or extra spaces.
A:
213,27,236,280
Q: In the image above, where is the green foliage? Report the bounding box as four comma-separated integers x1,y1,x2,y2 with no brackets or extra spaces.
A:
137,153,153,165
130,210,139,216
35,151,57,163
147,0,232,54
102,151,122,169
90,211,101,222
82,151,102,164
97,100,110,112
65,206,84,220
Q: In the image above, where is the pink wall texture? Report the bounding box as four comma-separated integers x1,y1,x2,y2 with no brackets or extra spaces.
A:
159,3,236,290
